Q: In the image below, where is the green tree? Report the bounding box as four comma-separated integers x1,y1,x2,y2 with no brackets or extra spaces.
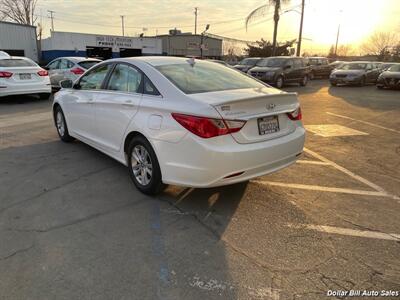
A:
245,0,290,56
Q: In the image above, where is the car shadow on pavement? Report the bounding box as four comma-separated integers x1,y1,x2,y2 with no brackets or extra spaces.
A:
0,94,52,105
283,79,327,95
328,85,400,110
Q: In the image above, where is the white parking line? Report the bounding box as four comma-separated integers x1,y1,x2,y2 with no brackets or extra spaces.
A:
254,181,392,198
287,224,400,241
304,147,389,194
0,112,52,128
326,112,400,134
296,160,330,165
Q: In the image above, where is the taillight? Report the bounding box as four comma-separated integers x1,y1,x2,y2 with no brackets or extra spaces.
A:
287,107,302,121
0,71,13,78
37,70,48,76
70,67,85,75
171,113,246,138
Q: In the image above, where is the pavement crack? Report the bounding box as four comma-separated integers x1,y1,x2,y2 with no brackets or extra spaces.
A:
0,244,34,261
6,201,142,233
0,166,115,214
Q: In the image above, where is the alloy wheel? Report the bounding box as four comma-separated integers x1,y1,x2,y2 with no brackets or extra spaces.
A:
131,145,153,186
56,111,65,136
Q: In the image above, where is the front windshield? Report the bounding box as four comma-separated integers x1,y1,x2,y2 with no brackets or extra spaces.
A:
239,58,259,66
256,58,287,67
388,64,400,72
156,61,265,94
339,63,367,70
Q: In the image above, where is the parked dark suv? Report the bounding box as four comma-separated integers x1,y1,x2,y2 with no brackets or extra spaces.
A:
308,57,332,79
248,56,310,88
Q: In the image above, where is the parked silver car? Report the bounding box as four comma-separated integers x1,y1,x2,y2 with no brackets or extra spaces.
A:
329,62,380,86
45,57,101,89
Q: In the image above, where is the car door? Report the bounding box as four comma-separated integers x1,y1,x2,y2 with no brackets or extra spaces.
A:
320,59,330,77
94,63,142,152
292,59,303,81
365,63,375,82
62,63,113,141
46,59,61,87
283,60,295,82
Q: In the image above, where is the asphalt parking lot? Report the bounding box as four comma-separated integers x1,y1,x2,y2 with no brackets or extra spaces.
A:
0,80,399,299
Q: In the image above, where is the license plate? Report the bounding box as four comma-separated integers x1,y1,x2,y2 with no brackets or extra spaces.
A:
19,73,31,80
257,116,280,135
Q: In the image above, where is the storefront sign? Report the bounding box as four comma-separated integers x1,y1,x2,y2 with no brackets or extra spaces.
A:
96,36,135,50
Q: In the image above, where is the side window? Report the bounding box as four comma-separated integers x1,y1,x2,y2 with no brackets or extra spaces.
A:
79,64,112,90
285,60,294,68
366,63,372,70
67,60,74,68
107,64,142,93
47,60,59,70
321,59,328,65
144,76,160,96
293,59,302,68
59,59,70,69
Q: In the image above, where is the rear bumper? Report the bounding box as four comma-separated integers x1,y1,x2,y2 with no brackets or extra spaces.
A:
0,84,51,97
330,77,361,85
154,126,305,188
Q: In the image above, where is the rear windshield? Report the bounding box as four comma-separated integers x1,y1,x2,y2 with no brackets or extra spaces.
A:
156,62,264,94
388,64,400,72
238,58,260,66
78,61,99,69
0,59,37,67
339,63,367,70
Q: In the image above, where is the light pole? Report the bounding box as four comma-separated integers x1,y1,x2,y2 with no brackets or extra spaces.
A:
200,24,210,58
296,0,305,57
120,15,125,36
334,10,343,57
194,7,198,35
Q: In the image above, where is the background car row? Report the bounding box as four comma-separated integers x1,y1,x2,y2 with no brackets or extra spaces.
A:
233,56,400,90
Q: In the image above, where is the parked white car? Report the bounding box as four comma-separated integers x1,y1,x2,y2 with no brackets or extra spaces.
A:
0,51,51,98
53,57,305,194
46,57,101,89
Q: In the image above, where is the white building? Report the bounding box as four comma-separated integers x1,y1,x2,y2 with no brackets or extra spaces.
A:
41,31,163,63
0,21,38,61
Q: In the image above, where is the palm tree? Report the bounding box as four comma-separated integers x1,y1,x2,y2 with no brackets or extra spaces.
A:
245,0,290,56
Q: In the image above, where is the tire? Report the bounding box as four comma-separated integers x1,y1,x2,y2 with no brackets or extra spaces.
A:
330,81,337,86
54,106,74,142
127,135,164,195
309,71,315,80
377,85,384,89
39,93,51,100
358,76,366,87
300,75,308,86
275,76,284,89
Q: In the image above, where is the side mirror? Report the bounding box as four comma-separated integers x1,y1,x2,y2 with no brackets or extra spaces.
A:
59,79,73,89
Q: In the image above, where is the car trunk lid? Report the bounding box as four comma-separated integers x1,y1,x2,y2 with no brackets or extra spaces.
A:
189,87,300,144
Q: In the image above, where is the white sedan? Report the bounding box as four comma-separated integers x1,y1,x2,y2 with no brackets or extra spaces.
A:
53,57,305,194
0,51,51,98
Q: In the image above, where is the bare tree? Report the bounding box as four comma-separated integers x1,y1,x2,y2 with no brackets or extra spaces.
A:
245,0,290,56
0,0,38,26
361,31,398,57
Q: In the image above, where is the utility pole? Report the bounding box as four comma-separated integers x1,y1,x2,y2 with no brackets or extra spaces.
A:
334,24,340,56
194,7,198,35
200,24,210,58
48,10,55,32
120,15,125,36
296,0,305,57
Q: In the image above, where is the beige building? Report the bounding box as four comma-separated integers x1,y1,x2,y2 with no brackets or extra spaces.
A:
158,32,222,58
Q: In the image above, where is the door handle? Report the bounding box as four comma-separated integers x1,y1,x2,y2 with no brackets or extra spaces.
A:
122,100,134,107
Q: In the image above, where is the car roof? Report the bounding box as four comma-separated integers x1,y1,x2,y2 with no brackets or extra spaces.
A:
53,57,101,62
308,57,327,59
110,56,223,67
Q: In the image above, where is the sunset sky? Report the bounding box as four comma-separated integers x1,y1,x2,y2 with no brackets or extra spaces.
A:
36,0,400,54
